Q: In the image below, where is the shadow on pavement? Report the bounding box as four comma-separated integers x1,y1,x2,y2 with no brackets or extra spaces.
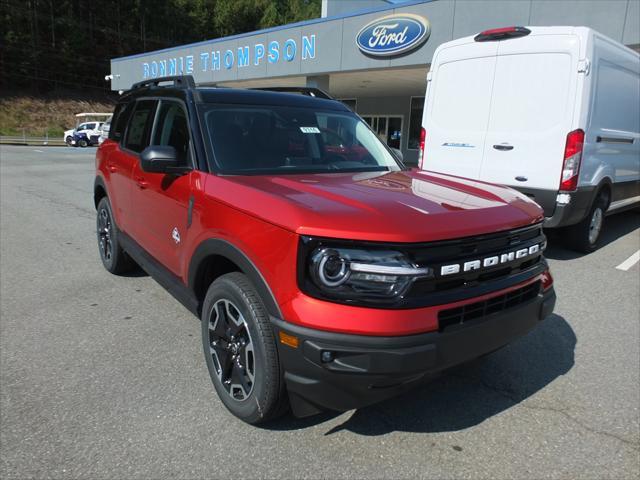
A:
267,314,575,434
545,209,639,260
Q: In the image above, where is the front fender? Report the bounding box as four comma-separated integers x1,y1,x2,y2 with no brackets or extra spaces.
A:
188,238,283,319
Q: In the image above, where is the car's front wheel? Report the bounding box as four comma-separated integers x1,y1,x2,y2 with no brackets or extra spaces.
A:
201,272,287,424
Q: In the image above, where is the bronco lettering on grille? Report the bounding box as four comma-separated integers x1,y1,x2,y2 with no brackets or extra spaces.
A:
440,243,541,276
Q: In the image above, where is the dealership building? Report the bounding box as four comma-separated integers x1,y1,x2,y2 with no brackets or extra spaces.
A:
109,0,640,165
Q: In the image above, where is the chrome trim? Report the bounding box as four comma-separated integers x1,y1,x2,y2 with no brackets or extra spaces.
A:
350,262,432,276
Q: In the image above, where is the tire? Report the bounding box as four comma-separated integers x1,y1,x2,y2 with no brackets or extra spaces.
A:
96,197,135,274
78,138,88,148
65,136,73,146
565,191,608,253
201,272,287,424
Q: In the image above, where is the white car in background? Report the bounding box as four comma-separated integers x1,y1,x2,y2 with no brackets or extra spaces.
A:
97,120,111,145
64,122,102,147
63,112,112,147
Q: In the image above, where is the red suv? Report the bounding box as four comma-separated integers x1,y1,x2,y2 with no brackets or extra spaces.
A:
95,76,556,424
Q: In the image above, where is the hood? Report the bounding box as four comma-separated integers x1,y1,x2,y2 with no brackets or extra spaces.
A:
207,169,544,243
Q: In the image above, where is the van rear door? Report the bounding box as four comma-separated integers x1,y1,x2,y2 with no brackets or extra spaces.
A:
424,42,499,179
479,34,580,192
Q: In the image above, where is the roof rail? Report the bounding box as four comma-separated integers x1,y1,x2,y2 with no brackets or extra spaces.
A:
131,75,196,91
252,87,334,100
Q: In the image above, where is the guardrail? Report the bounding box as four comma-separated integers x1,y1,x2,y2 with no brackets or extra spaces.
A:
0,134,67,146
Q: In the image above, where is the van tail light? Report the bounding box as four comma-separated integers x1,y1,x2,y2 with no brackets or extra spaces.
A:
418,128,426,169
474,26,531,42
560,129,584,192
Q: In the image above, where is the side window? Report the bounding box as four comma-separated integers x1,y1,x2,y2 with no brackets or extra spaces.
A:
152,101,191,165
109,102,134,141
124,100,156,153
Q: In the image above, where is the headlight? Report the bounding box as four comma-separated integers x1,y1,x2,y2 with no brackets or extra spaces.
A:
302,242,432,305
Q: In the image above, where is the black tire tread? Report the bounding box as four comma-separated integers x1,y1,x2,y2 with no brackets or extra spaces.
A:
564,193,607,253
96,197,136,275
203,272,288,424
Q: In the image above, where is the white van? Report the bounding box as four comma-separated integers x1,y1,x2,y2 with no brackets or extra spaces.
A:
419,26,640,252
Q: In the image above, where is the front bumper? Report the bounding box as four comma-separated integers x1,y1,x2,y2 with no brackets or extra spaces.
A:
272,287,556,417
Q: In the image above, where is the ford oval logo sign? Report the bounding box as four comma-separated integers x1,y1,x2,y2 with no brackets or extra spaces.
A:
356,14,430,57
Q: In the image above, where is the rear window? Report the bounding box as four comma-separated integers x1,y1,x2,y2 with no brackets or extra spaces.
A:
489,53,572,133
123,100,156,153
202,104,401,175
431,57,496,132
109,102,134,141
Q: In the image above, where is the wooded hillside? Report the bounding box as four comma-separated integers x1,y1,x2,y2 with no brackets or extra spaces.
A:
0,0,321,94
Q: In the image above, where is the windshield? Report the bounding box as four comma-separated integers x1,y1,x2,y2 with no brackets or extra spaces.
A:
202,104,402,175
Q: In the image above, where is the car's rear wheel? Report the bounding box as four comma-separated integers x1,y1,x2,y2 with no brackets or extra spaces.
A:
565,190,608,253
96,197,135,274
78,138,88,148
201,272,287,424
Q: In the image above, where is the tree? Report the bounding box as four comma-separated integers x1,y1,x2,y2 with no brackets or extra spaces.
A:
0,0,321,93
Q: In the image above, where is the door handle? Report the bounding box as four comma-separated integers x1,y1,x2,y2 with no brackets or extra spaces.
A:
596,136,634,144
135,176,148,189
493,144,514,151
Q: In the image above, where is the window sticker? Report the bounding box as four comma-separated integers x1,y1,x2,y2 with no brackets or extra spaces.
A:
299,126,320,134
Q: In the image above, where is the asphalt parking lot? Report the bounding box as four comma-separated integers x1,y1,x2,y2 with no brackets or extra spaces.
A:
1,145,639,479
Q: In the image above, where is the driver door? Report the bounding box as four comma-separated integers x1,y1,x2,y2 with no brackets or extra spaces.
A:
129,99,194,276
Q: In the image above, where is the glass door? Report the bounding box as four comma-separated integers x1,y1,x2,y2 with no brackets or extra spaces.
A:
361,115,403,149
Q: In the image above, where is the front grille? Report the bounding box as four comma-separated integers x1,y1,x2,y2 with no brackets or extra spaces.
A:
438,281,541,332
402,223,546,306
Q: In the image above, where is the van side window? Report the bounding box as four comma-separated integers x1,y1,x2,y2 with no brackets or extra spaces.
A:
152,101,191,165
109,102,134,141
124,100,156,153
592,61,640,133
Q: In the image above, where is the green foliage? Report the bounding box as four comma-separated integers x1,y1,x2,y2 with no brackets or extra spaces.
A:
0,0,321,93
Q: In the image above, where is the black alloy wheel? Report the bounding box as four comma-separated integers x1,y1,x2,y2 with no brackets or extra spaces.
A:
201,272,287,424
96,197,135,274
97,205,113,264
207,298,255,401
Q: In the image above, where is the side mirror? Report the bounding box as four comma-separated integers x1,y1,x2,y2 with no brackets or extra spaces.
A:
140,146,190,174
391,148,404,162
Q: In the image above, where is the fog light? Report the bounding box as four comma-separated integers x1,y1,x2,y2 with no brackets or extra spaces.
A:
321,351,334,363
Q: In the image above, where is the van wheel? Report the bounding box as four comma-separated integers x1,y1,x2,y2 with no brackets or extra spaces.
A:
96,197,135,274
78,138,88,148
565,192,608,253
201,272,287,424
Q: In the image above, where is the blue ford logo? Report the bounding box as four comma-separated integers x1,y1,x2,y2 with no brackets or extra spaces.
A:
356,14,430,57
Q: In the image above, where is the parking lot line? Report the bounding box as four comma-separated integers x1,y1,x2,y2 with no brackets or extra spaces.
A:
616,250,640,271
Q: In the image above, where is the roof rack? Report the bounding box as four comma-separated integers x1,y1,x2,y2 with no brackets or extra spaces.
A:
251,87,334,100
131,75,196,91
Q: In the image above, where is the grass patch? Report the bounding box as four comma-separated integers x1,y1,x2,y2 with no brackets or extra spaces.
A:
0,94,115,137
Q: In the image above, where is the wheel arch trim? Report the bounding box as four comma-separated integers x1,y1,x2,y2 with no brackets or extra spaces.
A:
594,177,613,209
93,175,109,208
188,239,283,319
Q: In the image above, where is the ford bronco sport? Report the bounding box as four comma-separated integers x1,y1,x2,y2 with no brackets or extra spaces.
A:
95,76,556,424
